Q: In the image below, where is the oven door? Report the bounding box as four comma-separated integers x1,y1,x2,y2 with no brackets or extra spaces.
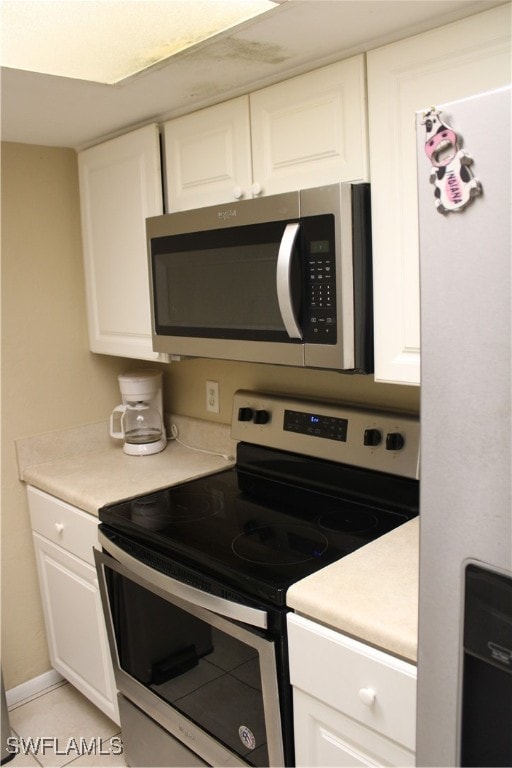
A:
94,533,285,768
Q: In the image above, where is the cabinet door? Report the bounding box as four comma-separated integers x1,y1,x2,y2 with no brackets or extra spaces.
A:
368,5,511,385
163,97,253,211
32,532,119,724
78,124,165,360
250,55,368,197
293,688,415,767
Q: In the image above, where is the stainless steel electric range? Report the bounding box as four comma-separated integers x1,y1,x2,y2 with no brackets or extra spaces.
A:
95,390,419,768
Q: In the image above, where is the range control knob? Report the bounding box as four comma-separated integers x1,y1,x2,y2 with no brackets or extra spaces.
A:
386,432,405,451
364,428,382,447
253,409,270,425
238,407,254,422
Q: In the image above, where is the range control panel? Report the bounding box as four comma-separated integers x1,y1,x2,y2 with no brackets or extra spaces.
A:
232,390,420,479
283,409,348,442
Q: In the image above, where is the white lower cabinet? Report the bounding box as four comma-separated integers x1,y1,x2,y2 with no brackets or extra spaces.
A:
287,613,416,767
27,486,119,725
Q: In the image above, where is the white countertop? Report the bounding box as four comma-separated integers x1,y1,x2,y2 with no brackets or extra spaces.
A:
287,517,419,663
17,416,419,660
22,441,234,515
17,415,235,515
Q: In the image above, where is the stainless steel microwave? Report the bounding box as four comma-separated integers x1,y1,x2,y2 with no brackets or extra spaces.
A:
146,183,373,372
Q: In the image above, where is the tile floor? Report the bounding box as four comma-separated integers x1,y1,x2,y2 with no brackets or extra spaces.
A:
5,681,126,768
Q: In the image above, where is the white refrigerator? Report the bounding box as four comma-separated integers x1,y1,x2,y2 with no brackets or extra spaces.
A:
416,85,511,766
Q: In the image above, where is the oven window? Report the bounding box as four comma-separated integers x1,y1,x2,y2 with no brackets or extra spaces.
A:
155,243,285,332
108,569,271,767
151,220,302,342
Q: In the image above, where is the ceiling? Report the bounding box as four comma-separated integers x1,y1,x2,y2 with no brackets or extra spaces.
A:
1,0,506,150
1,1,277,84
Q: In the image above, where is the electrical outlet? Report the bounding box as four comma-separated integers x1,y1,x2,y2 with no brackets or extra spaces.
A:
206,380,220,413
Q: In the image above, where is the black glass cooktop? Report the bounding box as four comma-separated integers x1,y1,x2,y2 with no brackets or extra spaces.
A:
99,444,419,606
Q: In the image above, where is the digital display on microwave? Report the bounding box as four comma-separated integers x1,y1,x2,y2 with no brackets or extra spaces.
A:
310,240,329,254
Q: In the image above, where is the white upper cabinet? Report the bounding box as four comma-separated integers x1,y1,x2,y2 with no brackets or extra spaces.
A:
78,124,166,360
163,55,368,211
368,5,511,385
250,55,368,197
163,97,253,212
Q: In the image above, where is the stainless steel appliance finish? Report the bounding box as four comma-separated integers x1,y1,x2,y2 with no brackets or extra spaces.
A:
416,86,511,767
231,390,420,480
95,391,420,767
95,536,285,767
117,694,209,768
146,183,373,372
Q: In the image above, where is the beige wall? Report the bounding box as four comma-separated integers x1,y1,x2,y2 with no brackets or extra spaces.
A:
1,143,133,689
162,357,419,423
0,140,419,692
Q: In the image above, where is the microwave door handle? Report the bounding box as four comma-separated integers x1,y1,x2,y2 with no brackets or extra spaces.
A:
277,222,302,339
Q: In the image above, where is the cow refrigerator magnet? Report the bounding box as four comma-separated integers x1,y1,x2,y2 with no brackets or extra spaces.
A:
422,107,482,213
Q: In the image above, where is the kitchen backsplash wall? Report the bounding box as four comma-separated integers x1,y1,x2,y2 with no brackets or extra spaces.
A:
159,357,419,425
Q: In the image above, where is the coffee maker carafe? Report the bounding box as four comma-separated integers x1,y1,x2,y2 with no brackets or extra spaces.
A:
110,370,166,456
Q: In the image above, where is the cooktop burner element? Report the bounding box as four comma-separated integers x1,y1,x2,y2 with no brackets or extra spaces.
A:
232,524,329,565
100,391,420,606
130,488,223,527
130,494,169,531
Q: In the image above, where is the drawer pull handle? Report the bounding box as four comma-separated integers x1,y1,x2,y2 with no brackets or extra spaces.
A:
55,523,64,534
359,687,376,706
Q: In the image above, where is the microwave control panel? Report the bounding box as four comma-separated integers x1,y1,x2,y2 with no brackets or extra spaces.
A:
301,216,337,344
304,248,337,343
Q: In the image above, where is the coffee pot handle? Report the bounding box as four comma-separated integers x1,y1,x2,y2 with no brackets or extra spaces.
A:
110,405,127,439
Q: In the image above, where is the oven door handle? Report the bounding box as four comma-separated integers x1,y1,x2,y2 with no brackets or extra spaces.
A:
276,222,302,339
96,530,269,630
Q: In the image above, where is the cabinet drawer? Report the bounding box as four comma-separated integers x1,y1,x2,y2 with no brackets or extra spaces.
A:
288,613,417,751
28,486,98,565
